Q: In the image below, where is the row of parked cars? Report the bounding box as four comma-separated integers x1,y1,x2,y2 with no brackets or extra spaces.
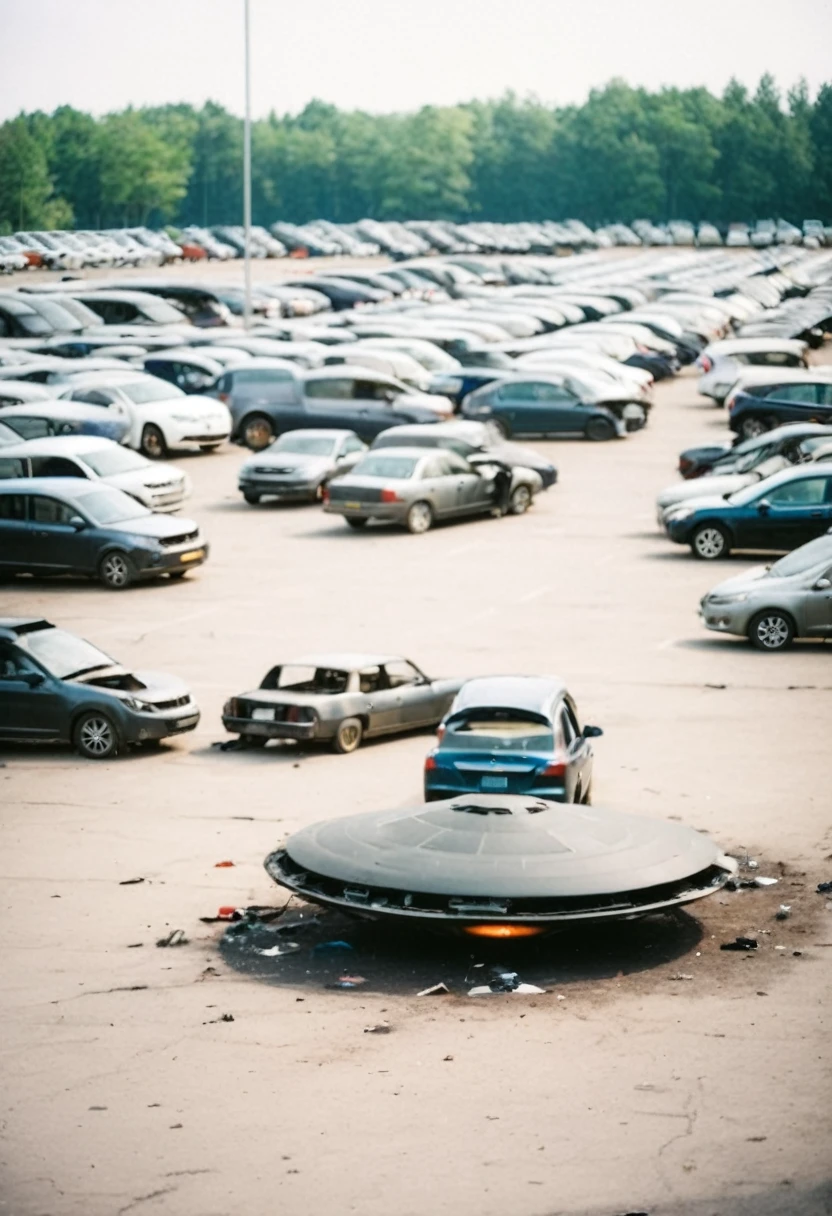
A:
5,216,832,275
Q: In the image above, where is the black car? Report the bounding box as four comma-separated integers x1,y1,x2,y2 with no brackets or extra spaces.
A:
0,617,199,759
678,423,832,479
370,421,557,488
0,477,208,588
142,350,226,394
283,278,388,310
428,366,514,406
461,376,643,440
728,378,832,439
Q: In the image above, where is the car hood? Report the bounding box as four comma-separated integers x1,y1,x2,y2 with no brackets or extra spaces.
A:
658,472,756,508
703,565,774,597
241,451,331,476
492,439,556,473
72,666,192,704
102,465,185,493
107,513,199,539
665,494,735,516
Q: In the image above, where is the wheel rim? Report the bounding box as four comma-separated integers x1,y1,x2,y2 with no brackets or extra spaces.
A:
512,486,531,513
756,615,789,648
340,723,360,749
80,717,113,756
741,418,766,439
103,554,129,586
409,503,432,533
245,419,273,450
695,528,724,558
143,427,163,457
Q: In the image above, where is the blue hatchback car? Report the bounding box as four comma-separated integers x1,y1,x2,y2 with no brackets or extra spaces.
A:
424,675,602,804
664,465,832,559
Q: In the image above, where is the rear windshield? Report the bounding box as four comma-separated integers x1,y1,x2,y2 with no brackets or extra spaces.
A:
260,665,349,694
770,537,832,577
352,455,418,479
442,712,554,752
81,447,149,477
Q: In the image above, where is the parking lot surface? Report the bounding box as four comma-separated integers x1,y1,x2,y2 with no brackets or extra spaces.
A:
1,365,830,1216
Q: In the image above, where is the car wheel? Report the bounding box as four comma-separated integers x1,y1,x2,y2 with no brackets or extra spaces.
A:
199,443,222,453
99,551,135,589
346,517,367,529
74,711,119,760
691,524,730,560
243,490,261,505
140,423,168,459
406,500,433,534
333,717,363,754
241,414,275,450
491,418,511,439
585,416,616,441
739,416,768,440
508,484,532,515
749,610,794,651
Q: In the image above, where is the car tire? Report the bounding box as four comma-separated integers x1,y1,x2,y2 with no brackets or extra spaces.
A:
749,610,795,651
585,416,616,441
691,524,730,560
74,711,119,760
140,423,168,459
345,517,367,529
406,500,433,534
491,418,511,439
99,551,135,589
241,414,275,450
739,416,769,440
333,717,363,754
243,491,261,505
508,484,532,515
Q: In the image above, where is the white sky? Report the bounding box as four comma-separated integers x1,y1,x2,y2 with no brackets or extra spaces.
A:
1,0,830,120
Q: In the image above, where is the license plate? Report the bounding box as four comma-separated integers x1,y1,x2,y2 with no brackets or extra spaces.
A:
481,775,508,790
251,708,275,721
176,715,199,728
345,501,362,510
180,548,204,563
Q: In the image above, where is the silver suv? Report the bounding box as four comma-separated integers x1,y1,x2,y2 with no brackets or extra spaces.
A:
700,532,832,650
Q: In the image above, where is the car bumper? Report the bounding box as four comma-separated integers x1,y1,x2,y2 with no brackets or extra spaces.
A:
135,542,209,577
163,418,230,447
239,477,319,500
122,705,201,742
324,502,406,523
664,520,692,545
222,715,319,740
424,776,566,803
699,604,752,636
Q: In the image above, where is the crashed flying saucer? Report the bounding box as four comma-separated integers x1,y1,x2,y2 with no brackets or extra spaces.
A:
264,795,736,935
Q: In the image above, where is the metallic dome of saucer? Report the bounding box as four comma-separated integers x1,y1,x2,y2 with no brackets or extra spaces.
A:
265,795,736,929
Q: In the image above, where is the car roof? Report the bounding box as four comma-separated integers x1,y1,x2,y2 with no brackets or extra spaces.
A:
708,338,807,356
229,357,300,370
0,617,51,633
0,380,55,399
276,428,357,440
303,366,398,384
751,463,832,492
0,476,100,496
289,653,404,671
449,675,567,718
0,434,115,456
58,370,152,386
359,446,434,462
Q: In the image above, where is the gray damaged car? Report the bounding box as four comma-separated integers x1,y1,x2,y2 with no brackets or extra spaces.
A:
237,428,367,505
700,532,832,649
324,447,541,534
222,653,463,753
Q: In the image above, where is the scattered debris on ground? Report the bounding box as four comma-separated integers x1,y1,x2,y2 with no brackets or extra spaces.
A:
776,905,792,920
203,1012,234,1024
214,860,235,868
468,965,546,995
720,936,758,952
364,1022,391,1034
417,982,450,996
118,877,145,886
256,942,300,957
327,975,366,989
156,929,188,948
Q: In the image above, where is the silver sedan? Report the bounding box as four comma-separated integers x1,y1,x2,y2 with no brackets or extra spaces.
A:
323,446,542,533
700,532,832,650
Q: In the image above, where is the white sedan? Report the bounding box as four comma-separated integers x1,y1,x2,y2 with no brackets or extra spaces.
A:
58,371,231,458
0,434,190,511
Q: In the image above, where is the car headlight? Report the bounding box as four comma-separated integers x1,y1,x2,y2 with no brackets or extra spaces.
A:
121,696,143,711
708,592,748,605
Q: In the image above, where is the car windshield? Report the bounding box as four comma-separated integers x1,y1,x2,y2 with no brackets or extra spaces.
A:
733,445,774,473
352,455,418,479
18,627,114,679
80,488,151,524
769,537,832,577
273,435,336,456
727,481,775,506
119,379,183,404
81,447,150,477
442,712,554,753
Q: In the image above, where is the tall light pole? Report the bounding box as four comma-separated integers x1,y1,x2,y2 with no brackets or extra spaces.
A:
243,0,253,330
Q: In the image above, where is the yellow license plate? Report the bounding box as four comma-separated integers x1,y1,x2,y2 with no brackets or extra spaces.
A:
180,548,204,563
345,501,361,510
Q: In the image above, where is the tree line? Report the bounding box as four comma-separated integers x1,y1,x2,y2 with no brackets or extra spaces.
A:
1,76,831,234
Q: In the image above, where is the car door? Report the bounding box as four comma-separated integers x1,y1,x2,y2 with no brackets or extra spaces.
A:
443,450,490,515
348,377,406,439
558,703,591,802
358,665,402,734
26,494,96,571
29,454,88,481
0,642,66,739
383,660,442,727
417,453,458,517
302,376,360,431
758,475,832,549
0,489,30,566
761,382,821,423
803,562,832,635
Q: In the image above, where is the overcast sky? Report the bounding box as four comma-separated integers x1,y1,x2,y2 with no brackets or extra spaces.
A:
1,0,830,121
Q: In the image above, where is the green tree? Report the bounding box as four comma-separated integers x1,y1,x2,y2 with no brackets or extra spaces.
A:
0,116,71,232
95,110,191,225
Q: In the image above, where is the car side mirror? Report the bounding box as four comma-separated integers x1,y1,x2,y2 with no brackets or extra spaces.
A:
21,671,46,688
582,724,603,738
71,517,87,531
757,499,771,515
814,578,831,590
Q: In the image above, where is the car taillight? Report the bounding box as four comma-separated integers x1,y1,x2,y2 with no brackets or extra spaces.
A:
380,488,401,503
436,725,445,743
322,487,330,504
700,355,712,372
541,760,566,778
425,754,437,770
219,392,229,404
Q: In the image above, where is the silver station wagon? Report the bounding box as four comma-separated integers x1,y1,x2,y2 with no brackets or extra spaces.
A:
222,653,463,753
